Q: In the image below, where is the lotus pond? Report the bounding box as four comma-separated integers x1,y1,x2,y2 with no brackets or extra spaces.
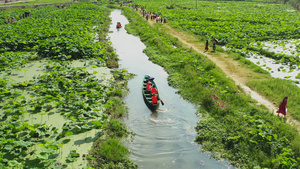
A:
0,2,128,168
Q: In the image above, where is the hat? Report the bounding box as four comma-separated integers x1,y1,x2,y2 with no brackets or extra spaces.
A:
147,77,154,81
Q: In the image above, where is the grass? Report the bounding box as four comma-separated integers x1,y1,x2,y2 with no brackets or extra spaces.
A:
248,78,300,121
122,6,300,168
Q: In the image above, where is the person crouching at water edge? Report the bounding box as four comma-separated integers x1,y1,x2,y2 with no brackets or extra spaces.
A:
277,96,288,118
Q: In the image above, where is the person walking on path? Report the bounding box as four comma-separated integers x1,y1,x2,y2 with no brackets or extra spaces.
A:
212,38,218,52
277,96,288,118
205,40,209,52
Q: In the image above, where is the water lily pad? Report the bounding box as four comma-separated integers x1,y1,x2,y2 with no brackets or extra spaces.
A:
37,152,48,160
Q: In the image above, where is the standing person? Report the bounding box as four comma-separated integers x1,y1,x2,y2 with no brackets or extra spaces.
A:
212,38,218,52
277,96,288,118
164,16,167,23
146,13,149,21
205,40,209,52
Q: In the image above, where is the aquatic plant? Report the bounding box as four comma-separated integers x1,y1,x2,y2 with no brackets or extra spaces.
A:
0,2,133,168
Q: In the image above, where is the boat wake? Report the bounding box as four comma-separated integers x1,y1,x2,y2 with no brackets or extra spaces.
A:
149,117,177,126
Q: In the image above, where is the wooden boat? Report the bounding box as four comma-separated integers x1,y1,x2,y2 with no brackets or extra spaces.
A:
142,75,160,111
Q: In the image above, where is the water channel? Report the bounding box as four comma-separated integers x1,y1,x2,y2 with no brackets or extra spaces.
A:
108,9,233,169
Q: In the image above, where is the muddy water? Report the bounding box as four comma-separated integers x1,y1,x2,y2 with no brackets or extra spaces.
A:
109,10,233,169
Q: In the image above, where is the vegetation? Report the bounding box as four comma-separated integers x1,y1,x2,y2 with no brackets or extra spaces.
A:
122,5,300,168
130,0,300,67
2,0,300,168
129,0,300,120
1,0,74,6
0,2,136,168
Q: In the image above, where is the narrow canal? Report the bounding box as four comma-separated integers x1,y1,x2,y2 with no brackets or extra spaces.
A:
108,10,233,169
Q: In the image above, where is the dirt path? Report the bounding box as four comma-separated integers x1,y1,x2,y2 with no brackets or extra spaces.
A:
132,9,300,131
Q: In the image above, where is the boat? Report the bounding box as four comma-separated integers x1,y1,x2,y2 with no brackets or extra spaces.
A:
142,75,160,111
116,22,122,28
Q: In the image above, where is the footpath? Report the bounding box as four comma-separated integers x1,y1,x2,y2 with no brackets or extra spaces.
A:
129,7,300,132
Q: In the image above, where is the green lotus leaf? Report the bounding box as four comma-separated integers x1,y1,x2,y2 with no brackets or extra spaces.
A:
37,152,48,160
65,131,73,137
4,145,14,151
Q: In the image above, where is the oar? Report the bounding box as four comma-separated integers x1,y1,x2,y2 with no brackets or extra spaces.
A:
160,99,164,106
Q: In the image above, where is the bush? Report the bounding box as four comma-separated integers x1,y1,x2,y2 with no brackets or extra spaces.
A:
89,138,137,169
105,119,128,138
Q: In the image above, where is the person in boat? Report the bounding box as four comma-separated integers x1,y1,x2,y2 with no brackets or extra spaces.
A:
146,77,154,91
117,22,121,28
277,96,288,118
152,94,158,104
151,85,157,95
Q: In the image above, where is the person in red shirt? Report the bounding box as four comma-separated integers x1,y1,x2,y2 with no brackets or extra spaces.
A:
277,96,288,117
151,86,157,95
152,95,158,104
146,77,154,91
146,81,152,91
116,22,121,28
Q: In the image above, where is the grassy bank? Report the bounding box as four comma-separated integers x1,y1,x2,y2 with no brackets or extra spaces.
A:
124,0,300,122
122,6,300,168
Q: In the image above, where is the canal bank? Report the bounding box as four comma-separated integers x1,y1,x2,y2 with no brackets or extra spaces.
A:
108,9,233,169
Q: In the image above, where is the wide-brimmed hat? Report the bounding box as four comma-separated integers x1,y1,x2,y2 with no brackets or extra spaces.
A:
147,77,154,81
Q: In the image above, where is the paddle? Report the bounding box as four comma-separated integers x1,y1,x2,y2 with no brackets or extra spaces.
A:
160,99,164,106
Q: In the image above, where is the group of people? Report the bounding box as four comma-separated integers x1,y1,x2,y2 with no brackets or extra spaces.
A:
205,38,219,52
56,4,67,9
141,9,167,24
146,77,158,104
3,11,31,24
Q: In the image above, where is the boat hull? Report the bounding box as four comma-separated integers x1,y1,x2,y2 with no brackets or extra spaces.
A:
142,75,160,111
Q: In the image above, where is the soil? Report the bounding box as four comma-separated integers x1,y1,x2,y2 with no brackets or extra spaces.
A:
133,9,300,132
